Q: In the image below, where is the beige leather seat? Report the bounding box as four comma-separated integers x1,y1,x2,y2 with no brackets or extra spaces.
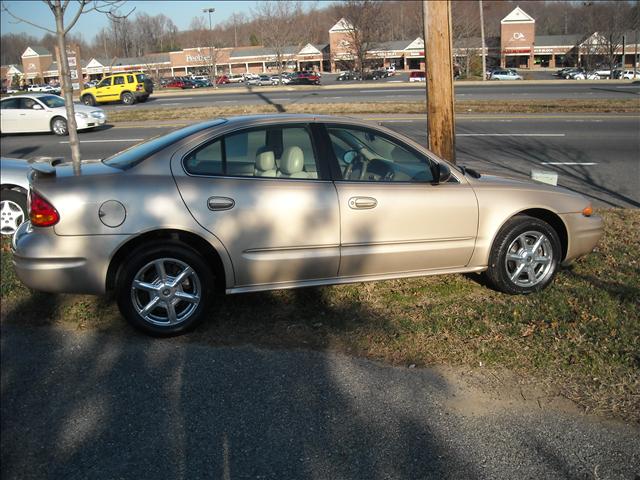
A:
254,148,277,177
277,146,310,179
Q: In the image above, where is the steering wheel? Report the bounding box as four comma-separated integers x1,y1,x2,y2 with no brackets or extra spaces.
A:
382,168,395,182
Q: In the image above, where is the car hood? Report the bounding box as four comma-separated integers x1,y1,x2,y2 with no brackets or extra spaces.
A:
465,172,590,213
50,103,104,114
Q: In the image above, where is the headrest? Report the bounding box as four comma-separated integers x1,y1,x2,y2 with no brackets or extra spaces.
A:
255,149,275,171
279,146,304,175
390,146,415,163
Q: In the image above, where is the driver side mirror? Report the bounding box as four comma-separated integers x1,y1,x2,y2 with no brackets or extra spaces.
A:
435,163,451,184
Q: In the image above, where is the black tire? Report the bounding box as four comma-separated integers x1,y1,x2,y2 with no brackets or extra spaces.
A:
82,94,95,106
0,189,28,236
116,243,214,336
50,116,68,136
485,215,561,295
121,91,135,105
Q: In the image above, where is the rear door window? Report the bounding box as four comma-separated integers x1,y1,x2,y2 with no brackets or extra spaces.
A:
183,125,322,179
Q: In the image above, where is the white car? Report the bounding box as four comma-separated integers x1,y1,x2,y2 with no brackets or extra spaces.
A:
621,69,639,79
227,74,244,83
0,94,107,136
573,71,600,80
385,66,396,76
28,84,60,94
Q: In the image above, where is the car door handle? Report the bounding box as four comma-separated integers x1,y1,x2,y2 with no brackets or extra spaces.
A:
207,196,235,211
348,197,377,209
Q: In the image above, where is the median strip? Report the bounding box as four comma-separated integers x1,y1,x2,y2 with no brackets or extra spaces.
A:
106,99,640,123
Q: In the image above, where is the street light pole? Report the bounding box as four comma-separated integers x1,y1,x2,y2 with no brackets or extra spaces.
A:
203,7,216,89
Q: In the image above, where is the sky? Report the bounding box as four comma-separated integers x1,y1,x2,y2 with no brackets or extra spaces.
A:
1,0,273,40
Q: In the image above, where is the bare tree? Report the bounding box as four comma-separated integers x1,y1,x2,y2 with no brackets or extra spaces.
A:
2,0,133,174
336,0,384,79
252,1,303,75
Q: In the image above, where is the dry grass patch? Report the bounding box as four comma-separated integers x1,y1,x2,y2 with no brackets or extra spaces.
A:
1,209,639,422
108,99,640,123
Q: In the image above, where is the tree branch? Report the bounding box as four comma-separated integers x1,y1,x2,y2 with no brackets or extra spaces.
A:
64,0,89,34
1,2,56,33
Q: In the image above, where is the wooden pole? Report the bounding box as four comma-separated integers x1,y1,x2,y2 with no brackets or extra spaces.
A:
479,0,487,81
423,0,456,164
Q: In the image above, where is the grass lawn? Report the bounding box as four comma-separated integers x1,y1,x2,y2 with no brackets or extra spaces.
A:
1,208,638,422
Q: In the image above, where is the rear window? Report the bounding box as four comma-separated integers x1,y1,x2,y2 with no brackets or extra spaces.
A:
103,120,227,169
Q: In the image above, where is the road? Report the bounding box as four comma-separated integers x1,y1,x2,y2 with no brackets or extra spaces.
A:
1,325,638,480
2,114,638,208
99,81,640,110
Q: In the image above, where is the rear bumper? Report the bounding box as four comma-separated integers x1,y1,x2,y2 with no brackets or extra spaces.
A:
12,222,121,295
560,212,604,265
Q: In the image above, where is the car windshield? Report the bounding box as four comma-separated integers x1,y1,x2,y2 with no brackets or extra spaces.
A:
38,95,65,108
102,120,227,169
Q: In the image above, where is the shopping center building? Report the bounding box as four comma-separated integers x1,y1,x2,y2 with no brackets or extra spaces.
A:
3,7,638,87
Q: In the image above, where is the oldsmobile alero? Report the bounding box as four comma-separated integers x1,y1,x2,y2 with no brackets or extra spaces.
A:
11,115,603,335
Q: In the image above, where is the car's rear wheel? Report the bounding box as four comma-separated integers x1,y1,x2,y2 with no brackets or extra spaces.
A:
51,117,68,136
485,215,561,295
82,94,95,106
0,190,27,236
121,92,135,105
116,244,213,336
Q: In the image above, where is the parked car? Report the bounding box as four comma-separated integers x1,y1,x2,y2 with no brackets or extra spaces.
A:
191,79,209,88
572,71,600,80
0,94,107,136
337,71,360,81
270,74,291,85
27,84,60,94
247,75,273,86
409,71,426,82
385,65,396,76
242,73,260,82
361,70,386,80
11,114,602,336
227,74,244,83
594,64,622,79
215,75,230,85
0,157,31,236
489,69,523,80
620,69,640,79
80,72,153,105
289,71,321,85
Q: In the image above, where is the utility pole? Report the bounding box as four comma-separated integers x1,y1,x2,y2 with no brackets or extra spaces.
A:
423,0,456,164
479,0,487,81
203,7,217,88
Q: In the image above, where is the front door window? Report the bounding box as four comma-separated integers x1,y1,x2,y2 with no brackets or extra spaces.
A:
326,125,435,183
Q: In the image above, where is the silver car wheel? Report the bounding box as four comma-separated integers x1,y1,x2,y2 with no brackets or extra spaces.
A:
0,199,25,235
131,258,202,326
504,231,554,287
52,118,67,135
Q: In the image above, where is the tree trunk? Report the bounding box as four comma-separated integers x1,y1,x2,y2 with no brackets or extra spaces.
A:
53,1,81,175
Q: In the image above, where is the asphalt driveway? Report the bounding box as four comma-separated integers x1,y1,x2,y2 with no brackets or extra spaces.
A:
1,325,638,480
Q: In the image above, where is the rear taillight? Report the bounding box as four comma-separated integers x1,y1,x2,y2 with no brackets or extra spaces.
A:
136,84,143,91
30,190,59,227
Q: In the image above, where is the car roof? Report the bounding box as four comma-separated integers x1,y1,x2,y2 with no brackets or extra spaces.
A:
1,93,53,99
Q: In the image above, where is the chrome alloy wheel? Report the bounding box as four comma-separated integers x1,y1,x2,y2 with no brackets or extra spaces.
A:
131,258,202,326
504,231,554,287
0,199,25,235
52,118,67,135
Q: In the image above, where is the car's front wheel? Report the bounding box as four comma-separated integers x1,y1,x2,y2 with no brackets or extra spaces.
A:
485,215,561,294
0,189,27,236
116,243,214,336
51,117,68,136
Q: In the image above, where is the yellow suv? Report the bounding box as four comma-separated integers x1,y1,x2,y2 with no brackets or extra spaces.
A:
81,72,153,106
